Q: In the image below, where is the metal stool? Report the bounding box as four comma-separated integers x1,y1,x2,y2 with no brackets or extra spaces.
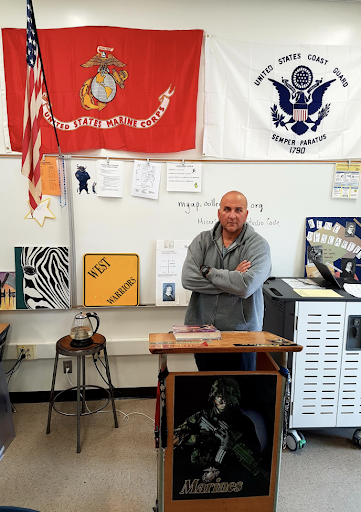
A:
46,333,119,452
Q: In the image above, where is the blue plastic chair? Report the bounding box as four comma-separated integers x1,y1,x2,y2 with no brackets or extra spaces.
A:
0,508,40,511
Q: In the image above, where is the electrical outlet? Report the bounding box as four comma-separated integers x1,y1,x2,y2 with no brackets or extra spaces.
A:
17,344,36,360
63,360,72,373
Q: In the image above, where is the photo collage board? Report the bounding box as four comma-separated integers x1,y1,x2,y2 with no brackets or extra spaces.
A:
305,217,361,281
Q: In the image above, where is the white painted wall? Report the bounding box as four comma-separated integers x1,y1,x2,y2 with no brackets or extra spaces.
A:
1,0,361,392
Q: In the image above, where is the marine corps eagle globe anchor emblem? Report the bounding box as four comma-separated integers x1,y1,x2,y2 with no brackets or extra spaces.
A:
269,65,335,136
80,45,128,111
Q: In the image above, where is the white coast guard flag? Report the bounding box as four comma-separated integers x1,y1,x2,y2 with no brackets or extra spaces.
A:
203,36,361,160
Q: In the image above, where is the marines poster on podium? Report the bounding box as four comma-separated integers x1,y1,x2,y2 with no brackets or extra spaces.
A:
171,374,277,501
305,217,361,280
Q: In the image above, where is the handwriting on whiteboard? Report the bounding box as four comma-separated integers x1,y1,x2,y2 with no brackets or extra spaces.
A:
177,198,264,214
176,198,281,227
196,217,281,227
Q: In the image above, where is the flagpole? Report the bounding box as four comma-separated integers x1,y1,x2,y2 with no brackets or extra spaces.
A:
63,155,77,308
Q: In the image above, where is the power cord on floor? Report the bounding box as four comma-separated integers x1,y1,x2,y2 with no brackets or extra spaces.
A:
6,348,28,385
107,409,155,425
92,352,114,389
64,366,155,425
5,348,28,414
65,369,94,415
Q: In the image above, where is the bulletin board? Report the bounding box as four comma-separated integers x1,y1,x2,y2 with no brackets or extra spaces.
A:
305,217,361,280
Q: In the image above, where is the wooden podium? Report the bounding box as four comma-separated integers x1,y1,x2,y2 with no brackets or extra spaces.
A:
149,331,302,512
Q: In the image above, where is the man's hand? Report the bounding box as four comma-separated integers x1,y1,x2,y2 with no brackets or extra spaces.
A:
236,260,251,273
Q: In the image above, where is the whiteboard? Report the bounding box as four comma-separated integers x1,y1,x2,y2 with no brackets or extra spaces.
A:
69,158,359,304
0,156,359,306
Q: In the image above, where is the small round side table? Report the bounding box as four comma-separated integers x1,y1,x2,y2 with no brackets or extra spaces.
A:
46,333,119,453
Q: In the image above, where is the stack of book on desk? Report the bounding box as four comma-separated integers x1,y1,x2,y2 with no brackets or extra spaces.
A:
172,324,221,341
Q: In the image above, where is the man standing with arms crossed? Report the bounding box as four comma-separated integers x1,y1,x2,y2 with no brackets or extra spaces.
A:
182,190,271,371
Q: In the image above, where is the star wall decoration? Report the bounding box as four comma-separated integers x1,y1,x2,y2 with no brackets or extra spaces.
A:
25,197,56,227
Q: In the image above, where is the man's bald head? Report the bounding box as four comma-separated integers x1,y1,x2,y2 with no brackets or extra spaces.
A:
218,191,249,240
220,191,248,209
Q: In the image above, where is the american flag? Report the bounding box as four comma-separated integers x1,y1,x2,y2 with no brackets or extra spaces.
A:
21,0,43,213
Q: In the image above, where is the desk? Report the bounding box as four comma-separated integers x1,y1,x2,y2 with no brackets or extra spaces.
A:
149,331,302,512
0,324,10,334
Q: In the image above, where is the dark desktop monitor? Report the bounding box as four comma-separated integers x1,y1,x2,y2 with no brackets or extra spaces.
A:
312,259,358,289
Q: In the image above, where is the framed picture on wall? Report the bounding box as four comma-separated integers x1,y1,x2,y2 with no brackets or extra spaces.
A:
15,247,70,310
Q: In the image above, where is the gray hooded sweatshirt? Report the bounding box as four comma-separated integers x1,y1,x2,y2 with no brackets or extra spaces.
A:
182,221,271,332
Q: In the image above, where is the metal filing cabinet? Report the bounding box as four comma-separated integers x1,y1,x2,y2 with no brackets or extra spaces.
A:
263,279,361,441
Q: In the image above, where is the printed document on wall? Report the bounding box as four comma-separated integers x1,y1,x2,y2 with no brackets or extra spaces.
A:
96,160,124,197
156,240,192,306
332,163,360,199
40,157,61,196
132,160,161,199
166,162,202,192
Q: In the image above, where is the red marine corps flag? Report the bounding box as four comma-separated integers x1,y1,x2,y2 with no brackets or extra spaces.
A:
1,26,203,154
21,0,44,212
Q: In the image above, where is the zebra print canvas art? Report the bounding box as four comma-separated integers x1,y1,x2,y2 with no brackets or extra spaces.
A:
15,247,70,309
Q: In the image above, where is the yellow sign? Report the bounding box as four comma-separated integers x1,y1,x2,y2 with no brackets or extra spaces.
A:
83,253,139,307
